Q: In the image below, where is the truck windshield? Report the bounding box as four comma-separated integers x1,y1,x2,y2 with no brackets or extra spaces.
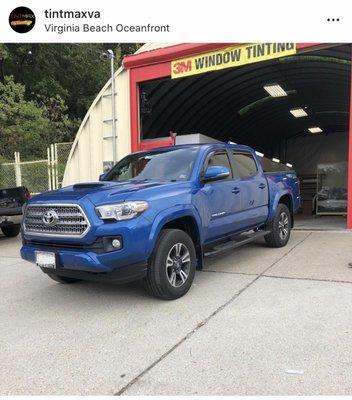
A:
105,147,199,182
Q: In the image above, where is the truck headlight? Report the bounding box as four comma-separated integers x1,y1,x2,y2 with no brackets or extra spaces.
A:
96,201,148,221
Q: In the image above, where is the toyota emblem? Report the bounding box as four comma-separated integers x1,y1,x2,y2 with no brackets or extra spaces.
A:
42,210,59,226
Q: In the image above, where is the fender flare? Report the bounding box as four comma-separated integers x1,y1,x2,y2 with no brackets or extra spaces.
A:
269,189,294,222
146,205,203,258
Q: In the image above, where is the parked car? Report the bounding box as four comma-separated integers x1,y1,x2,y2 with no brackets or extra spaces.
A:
0,186,31,237
21,143,300,299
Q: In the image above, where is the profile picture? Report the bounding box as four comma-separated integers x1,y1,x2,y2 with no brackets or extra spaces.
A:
9,6,35,33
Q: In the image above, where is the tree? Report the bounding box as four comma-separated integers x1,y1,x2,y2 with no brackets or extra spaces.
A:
0,43,142,160
3,43,141,120
0,76,70,160
0,44,9,83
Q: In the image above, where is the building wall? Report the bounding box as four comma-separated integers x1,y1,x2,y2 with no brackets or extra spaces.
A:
286,131,348,175
62,43,174,186
63,67,130,185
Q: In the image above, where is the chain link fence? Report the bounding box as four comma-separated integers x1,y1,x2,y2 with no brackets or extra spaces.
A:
0,144,16,189
20,159,50,194
0,162,17,189
55,142,74,189
0,142,73,194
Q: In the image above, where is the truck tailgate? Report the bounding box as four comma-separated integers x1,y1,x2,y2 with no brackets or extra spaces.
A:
0,186,29,215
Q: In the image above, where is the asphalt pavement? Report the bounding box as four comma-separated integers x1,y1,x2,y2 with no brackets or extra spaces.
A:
1,230,351,395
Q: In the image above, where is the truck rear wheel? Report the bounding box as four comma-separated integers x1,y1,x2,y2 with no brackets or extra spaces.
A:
264,204,291,248
45,272,82,284
144,229,196,300
1,225,21,237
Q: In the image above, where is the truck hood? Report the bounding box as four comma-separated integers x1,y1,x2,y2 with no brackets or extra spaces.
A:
30,180,189,206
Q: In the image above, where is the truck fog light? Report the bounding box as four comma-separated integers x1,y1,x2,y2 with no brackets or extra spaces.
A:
102,236,123,252
112,238,122,249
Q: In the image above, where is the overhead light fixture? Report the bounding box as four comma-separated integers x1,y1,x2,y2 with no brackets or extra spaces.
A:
272,158,280,163
290,108,308,118
286,163,293,168
308,127,323,133
255,151,264,157
263,84,288,97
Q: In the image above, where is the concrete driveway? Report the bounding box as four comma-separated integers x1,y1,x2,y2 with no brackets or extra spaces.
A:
1,230,352,395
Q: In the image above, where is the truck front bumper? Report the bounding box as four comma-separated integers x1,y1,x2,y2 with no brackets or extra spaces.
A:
20,243,148,284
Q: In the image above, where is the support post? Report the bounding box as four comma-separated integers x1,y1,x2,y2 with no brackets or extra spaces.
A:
54,143,59,189
47,147,52,191
15,152,22,187
109,50,117,165
50,144,55,190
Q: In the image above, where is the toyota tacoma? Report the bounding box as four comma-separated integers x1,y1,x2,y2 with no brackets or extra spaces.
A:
21,143,300,299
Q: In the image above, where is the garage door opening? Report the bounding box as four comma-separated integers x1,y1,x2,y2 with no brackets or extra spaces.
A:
136,44,351,229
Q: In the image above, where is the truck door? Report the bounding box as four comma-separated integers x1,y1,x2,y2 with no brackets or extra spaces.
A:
230,151,269,228
199,150,239,242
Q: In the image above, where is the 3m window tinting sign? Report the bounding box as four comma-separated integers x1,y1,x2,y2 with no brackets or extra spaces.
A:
172,43,296,79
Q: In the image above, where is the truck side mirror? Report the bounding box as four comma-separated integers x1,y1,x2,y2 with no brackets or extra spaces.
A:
203,166,230,182
99,173,107,181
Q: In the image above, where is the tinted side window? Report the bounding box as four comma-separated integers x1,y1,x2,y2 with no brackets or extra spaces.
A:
206,152,232,180
232,152,258,178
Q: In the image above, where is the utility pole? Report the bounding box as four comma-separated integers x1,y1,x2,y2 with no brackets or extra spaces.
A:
106,49,117,165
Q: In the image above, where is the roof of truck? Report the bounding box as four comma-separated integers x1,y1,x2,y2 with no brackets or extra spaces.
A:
134,143,255,154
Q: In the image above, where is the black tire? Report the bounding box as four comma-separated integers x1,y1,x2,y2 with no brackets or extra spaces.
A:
45,272,82,284
143,229,197,300
264,204,291,248
1,224,21,237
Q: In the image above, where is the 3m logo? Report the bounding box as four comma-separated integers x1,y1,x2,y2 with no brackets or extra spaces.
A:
172,60,192,76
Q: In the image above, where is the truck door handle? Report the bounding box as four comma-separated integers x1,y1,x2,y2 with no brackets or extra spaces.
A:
232,187,240,194
258,183,266,189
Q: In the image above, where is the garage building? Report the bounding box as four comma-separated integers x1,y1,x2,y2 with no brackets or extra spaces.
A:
63,43,352,229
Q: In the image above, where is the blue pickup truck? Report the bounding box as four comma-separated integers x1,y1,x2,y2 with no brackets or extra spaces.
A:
21,143,300,299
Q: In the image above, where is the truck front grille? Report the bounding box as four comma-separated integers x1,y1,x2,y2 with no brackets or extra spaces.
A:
24,204,90,237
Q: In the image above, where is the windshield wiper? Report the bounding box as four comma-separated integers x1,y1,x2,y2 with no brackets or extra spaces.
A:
130,178,152,182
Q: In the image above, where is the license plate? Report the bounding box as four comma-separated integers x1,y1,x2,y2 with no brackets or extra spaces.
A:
35,251,56,269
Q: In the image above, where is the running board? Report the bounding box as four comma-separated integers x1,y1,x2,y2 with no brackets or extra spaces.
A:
204,230,270,258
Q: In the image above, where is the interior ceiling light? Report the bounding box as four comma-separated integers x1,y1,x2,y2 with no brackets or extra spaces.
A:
263,84,288,97
272,158,280,163
290,108,308,118
308,127,323,133
255,151,264,157
286,163,293,168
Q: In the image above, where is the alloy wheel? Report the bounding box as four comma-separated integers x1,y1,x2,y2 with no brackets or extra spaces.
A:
166,242,191,287
278,212,289,240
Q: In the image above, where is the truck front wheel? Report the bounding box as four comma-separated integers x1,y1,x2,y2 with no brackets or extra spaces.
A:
144,229,197,300
264,204,291,247
1,225,21,237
